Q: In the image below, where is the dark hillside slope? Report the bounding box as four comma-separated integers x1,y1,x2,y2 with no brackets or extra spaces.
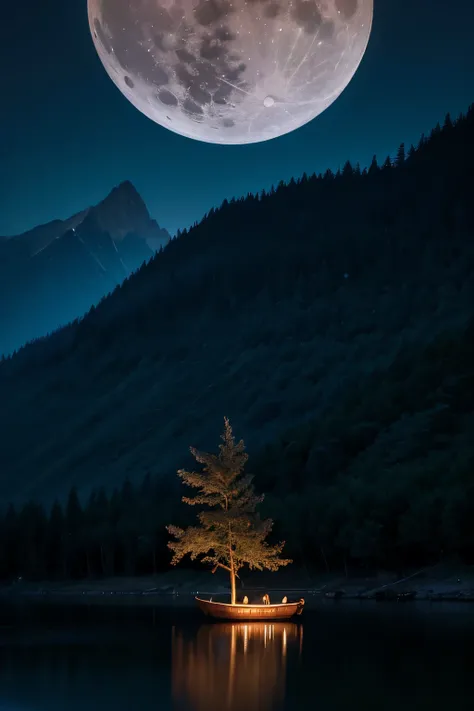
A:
0,105,473,544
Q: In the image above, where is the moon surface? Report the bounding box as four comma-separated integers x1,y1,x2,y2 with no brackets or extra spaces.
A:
87,0,373,145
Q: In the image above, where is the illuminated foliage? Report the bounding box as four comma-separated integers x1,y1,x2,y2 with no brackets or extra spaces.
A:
167,418,291,603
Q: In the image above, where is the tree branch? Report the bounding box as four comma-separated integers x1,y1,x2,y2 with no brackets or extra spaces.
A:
212,562,232,574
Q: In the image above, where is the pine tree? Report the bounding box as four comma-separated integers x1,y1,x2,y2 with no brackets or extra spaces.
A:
342,160,354,178
395,143,405,166
65,487,83,578
47,501,65,578
368,155,379,176
167,418,291,604
417,133,426,150
443,113,453,131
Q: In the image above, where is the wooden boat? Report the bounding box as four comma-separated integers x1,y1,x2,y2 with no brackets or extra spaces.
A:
195,597,305,621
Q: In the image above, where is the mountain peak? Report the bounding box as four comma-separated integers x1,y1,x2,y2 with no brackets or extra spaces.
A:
0,178,171,354
91,181,154,242
110,180,142,200
91,181,170,250
117,179,138,191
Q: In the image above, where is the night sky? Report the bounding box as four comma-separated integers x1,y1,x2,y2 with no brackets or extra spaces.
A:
1,0,474,238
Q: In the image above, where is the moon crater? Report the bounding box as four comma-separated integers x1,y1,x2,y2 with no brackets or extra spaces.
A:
88,0,373,144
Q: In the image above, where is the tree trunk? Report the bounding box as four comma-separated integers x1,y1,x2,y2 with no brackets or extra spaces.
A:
230,565,236,605
228,513,236,605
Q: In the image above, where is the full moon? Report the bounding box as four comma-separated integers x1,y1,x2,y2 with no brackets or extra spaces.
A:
87,0,373,145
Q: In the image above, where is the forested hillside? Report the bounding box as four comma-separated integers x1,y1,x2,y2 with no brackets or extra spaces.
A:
0,105,473,580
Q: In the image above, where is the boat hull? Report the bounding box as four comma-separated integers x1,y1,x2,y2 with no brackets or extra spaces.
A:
195,597,304,621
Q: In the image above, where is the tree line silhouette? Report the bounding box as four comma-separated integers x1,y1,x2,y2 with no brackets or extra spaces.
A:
0,476,184,581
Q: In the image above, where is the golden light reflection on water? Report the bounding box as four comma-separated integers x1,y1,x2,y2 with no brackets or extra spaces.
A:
172,622,303,711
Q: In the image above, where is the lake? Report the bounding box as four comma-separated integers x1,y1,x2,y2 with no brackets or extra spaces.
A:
0,600,473,710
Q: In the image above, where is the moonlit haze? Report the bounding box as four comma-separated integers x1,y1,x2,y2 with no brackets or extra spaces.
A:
87,0,373,144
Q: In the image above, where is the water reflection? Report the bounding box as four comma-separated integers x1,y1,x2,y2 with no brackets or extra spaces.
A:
172,622,303,711
2,603,474,711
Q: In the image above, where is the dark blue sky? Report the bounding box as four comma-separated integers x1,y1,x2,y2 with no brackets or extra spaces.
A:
1,0,474,237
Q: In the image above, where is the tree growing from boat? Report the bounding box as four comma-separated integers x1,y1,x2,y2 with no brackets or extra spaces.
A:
167,417,291,604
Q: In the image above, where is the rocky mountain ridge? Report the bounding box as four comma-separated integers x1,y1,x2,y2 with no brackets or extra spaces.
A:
0,181,170,355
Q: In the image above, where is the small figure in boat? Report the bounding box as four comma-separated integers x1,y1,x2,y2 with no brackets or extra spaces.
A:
262,593,270,605
243,595,249,604
282,596,288,604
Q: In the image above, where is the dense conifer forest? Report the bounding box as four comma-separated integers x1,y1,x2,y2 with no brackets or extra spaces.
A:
0,105,473,581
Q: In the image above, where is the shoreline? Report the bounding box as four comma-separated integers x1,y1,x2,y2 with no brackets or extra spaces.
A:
2,563,474,605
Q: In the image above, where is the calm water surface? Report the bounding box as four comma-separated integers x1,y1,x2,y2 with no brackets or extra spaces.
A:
0,600,473,710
